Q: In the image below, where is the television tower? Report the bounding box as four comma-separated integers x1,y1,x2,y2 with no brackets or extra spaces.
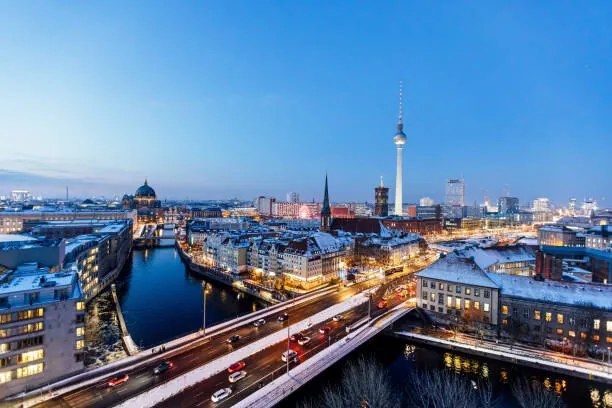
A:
393,82,407,216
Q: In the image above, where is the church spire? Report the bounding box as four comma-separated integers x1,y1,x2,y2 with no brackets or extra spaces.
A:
320,173,331,232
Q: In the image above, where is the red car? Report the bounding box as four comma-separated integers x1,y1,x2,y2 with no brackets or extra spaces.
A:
227,361,246,374
319,326,331,335
107,373,129,387
290,333,305,342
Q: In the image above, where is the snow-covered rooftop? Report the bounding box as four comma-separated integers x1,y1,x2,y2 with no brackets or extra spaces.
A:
416,255,498,288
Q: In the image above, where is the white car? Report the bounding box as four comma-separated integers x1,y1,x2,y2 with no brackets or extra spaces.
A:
211,388,232,403
333,314,342,321
229,370,247,383
297,336,311,346
253,318,266,327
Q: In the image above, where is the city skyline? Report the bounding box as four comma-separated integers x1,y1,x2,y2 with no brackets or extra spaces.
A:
1,2,611,203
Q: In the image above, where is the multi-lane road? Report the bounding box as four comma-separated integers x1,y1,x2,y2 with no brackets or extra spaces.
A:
31,278,396,408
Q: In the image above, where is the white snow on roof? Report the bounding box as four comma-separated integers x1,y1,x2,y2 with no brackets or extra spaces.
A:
416,255,499,289
0,234,37,243
485,272,612,310
458,246,535,270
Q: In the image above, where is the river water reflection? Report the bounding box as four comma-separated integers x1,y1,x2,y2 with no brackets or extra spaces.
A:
84,247,266,366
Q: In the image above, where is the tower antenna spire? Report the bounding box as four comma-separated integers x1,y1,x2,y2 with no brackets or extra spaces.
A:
398,80,403,131
380,176,384,187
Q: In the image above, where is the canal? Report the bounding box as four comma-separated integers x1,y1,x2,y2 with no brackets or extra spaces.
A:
278,335,612,408
84,246,267,366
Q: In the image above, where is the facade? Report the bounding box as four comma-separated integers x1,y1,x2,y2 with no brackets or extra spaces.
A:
354,231,422,267
416,254,612,357
445,178,465,207
416,205,441,220
419,197,434,207
189,207,223,218
532,198,550,212
0,266,85,399
63,220,133,301
286,192,300,203
202,233,250,273
0,238,65,270
374,181,389,217
0,209,136,235
331,217,442,236
498,196,519,215
538,225,585,247
416,255,500,327
585,225,611,250
254,196,276,217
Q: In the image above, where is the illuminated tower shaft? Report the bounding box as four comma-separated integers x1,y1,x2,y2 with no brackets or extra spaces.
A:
394,145,404,215
393,81,407,216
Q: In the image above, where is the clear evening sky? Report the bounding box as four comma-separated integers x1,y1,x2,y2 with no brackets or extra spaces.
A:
0,2,610,205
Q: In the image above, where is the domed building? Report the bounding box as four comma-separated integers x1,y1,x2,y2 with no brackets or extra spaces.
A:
122,179,162,222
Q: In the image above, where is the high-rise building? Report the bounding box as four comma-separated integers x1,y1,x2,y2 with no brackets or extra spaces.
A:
0,265,84,399
286,192,299,203
254,196,276,217
498,196,519,215
374,177,389,217
320,175,331,232
10,190,32,203
445,179,465,206
393,82,407,216
568,197,577,214
419,197,434,207
532,198,550,212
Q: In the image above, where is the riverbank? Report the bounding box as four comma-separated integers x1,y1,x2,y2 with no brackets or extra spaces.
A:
175,241,283,304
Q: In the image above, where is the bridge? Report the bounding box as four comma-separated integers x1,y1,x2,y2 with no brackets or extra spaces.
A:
15,276,406,408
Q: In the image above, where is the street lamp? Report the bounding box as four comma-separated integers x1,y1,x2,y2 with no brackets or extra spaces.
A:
202,281,210,336
286,318,290,374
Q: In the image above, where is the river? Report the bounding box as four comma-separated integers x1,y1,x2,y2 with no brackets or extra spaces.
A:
84,246,267,367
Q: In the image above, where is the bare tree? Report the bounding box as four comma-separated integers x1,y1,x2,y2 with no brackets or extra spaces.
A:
405,369,480,408
511,376,565,408
303,356,398,408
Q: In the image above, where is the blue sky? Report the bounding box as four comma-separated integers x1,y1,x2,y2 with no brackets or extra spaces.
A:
0,2,610,205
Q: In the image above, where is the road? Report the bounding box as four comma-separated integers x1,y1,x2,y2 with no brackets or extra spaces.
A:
155,290,409,407
31,278,391,408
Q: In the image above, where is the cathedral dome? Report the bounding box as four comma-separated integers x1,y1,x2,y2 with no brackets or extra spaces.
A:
135,180,156,198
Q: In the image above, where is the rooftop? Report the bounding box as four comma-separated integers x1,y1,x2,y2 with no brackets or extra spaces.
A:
0,264,78,296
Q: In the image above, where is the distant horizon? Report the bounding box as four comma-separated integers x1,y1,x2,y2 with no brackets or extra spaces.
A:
1,3,610,204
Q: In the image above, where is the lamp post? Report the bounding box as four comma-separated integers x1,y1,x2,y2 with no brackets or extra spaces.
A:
202,281,209,336
286,319,290,374
368,293,372,322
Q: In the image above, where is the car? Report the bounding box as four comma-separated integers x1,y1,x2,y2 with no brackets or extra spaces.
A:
153,361,173,375
228,370,247,383
253,318,266,327
332,314,342,321
297,336,311,346
319,326,331,335
290,332,305,342
211,388,232,403
107,373,129,387
278,312,289,321
227,361,246,373
226,334,241,344
281,349,299,362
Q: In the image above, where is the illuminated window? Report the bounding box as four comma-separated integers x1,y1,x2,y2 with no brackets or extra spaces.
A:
502,305,509,315
447,296,452,308
557,314,564,324
568,330,575,338
607,321,612,332
0,314,11,324
534,310,541,320
455,298,461,309
474,301,480,310
0,370,11,384
484,303,490,312
556,328,563,335
430,293,435,302
19,349,44,363
594,319,600,330
16,363,43,378
545,312,552,322
76,327,85,337
580,332,587,339
0,343,8,353
76,302,85,311
607,337,612,344
76,340,85,350
593,335,600,341
465,288,471,295
464,299,471,310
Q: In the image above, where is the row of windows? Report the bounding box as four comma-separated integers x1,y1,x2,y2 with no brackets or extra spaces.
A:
0,322,43,339
422,292,491,312
501,305,612,331
0,308,45,324
422,280,490,298
422,303,491,323
0,363,44,384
